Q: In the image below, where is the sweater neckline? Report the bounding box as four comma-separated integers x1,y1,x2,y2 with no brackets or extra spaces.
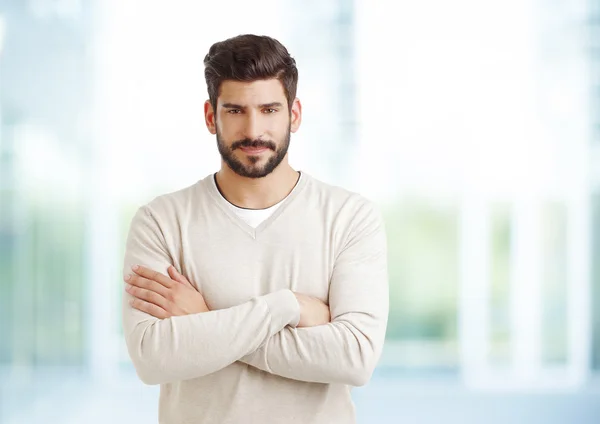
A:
203,171,309,239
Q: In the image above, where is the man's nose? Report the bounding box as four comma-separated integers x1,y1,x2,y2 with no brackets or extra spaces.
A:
243,112,263,141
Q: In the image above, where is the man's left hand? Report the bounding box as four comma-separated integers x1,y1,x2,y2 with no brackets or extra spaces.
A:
125,265,209,319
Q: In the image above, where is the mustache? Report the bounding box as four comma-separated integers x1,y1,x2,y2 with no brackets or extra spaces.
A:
231,138,276,151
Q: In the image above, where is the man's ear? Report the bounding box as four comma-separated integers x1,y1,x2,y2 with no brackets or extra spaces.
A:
290,98,302,133
204,100,217,135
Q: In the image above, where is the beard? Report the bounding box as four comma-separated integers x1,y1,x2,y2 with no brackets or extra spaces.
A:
216,125,291,179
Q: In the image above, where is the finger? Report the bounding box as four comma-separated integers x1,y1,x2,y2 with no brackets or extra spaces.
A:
129,298,170,319
125,274,170,298
131,265,174,288
126,285,170,310
168,266,192,286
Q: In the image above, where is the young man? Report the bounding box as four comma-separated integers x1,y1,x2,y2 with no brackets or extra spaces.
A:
122,34,389,424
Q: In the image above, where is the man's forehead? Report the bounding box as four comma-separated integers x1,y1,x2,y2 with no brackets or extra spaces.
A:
218,79,286,105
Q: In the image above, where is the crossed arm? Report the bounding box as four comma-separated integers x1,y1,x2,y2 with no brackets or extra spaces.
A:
122,204,389,387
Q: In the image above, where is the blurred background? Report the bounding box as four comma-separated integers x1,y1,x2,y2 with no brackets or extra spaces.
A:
0,0,599,423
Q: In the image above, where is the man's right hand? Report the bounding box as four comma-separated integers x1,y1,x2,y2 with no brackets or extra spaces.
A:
293,293,331,327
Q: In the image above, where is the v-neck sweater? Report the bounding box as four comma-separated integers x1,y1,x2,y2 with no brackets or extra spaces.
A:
121,172,389,424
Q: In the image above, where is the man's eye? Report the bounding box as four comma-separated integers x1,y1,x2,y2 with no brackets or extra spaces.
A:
228,109,241,114
263,108,277,114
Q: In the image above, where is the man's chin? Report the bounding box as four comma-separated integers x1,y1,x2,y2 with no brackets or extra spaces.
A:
222,149,286,178
236,167,272,179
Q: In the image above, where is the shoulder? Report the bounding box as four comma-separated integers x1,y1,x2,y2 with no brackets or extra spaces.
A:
304,173,382,220
302,174,385,240
139,175,212,220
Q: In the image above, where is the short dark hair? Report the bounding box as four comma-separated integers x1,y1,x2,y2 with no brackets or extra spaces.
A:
204,34,298,112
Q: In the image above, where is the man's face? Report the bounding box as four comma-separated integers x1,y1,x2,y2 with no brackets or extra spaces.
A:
205,79,301,178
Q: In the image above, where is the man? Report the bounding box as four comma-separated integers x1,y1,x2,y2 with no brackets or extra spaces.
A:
122,34,389,424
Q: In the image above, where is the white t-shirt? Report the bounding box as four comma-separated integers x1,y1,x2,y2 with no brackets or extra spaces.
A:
212,172,303,229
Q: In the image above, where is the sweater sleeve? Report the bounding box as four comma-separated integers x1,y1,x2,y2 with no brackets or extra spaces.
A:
122,205,300,386
238,200,389,387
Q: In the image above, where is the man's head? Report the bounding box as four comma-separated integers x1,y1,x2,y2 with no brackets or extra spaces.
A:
203,34,301,178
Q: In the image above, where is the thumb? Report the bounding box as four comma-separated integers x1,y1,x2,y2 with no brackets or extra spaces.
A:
168,266,192,286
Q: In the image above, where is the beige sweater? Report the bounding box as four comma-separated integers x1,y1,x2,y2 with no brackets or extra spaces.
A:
121,172,389,424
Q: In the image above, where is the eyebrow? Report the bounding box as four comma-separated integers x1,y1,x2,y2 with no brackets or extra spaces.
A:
221,102,284,109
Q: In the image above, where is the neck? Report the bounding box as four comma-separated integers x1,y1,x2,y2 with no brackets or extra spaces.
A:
215,159,300,210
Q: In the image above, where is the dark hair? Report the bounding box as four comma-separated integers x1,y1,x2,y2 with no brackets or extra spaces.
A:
204,34,298,112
